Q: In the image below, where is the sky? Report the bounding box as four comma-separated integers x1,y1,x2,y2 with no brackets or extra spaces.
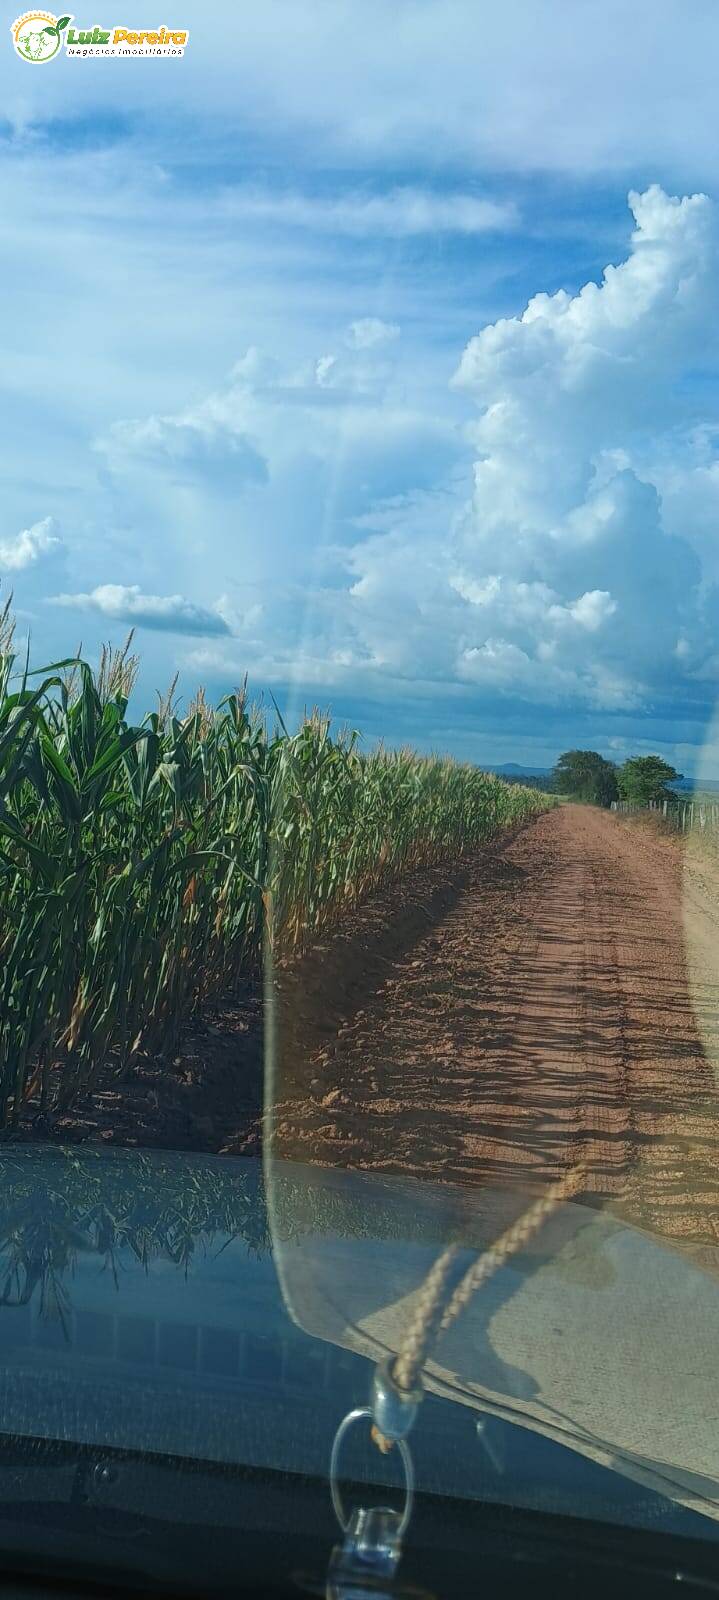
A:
3,3,719,773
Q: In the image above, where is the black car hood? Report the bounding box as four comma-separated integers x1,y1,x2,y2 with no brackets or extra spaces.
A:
270,1157,719,1523
0,1143,717,1539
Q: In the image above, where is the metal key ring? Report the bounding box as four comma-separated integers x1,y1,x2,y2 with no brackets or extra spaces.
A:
329,1407,414,1538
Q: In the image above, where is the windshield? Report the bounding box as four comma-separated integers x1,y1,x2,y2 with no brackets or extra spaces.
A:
2,4,719,1595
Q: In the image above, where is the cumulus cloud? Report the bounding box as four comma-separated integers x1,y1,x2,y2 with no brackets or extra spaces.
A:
99,404,267,485
454,186,716,415
0,516,60,571
51,584,230,636
77,186,719,743
565,591,616,632
97,321,409,484
435,185,717,706
233,184,716,719
315,355,337,388
346,318,400,350
95,333,461,563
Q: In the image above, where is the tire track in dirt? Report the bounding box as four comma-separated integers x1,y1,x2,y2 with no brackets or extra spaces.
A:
270,805,719,1254
578,848,634,1192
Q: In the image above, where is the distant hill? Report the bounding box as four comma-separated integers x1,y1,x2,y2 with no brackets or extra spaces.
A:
489,765,719,793
490,762,552,779
672,777,719,794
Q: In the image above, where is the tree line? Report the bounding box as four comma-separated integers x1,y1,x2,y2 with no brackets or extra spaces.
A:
552,750,681,808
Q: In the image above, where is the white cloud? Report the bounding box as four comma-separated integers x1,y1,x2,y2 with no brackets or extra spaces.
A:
347,318,400,350
92,336,463,611
6,2,719,185
270,185,719,713
566,590,616,632
51,584,230,636
98,404,267,484
430,186,717,706
41,185,719,742
454,187,716,412
219,187,517,237
0,516,60,571
96,322,413,485
315,355,337,388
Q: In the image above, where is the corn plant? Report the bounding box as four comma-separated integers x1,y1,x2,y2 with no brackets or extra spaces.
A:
0,626,549,1127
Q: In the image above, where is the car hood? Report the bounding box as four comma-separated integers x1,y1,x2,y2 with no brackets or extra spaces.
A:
270,1158,719,1523
0,1143,717,1535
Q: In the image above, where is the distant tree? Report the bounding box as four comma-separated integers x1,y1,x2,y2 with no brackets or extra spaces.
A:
552,749,619,807
617,755,682,806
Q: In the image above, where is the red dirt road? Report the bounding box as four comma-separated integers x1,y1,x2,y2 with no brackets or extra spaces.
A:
271,806,719,1258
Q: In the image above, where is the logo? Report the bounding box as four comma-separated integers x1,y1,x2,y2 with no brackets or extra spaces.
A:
11,11,189,59
11,11,71,62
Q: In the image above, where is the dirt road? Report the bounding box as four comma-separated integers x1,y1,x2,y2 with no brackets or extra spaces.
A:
271,805,719,1256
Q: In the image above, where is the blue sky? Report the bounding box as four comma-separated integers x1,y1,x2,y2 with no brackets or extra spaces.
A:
3,2,719,773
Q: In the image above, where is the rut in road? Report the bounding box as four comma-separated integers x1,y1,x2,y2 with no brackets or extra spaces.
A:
271,805,719,1253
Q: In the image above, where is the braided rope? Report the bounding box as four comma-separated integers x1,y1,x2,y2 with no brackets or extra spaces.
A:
391,1242,462,1394
391,1162,586,1401
438,1162,586,1342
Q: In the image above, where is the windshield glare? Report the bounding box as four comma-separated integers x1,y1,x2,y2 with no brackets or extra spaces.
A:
1,3,719,1592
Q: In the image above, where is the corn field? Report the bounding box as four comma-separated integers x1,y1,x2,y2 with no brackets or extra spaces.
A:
0,617,549,1129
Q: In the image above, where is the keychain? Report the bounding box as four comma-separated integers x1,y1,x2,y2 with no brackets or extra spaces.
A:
326,1402,414,1600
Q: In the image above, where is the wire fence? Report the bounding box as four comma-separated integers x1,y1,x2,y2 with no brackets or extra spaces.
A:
611,798,719,833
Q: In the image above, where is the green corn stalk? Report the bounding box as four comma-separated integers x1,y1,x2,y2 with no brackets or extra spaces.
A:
0,629,550,1129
